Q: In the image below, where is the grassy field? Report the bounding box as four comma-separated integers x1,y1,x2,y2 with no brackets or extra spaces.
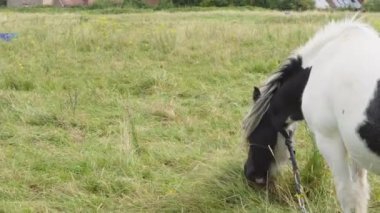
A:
1,9,380,212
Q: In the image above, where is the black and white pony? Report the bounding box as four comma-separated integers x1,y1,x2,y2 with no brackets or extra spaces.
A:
243,19,380,213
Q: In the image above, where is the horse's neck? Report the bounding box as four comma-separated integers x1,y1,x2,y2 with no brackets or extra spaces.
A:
270,67,311,130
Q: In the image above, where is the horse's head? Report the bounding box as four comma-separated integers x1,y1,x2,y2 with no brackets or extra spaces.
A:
243,57,310,186
244,87,295,185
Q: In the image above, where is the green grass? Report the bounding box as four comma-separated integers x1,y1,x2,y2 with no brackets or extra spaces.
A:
1,9,380,212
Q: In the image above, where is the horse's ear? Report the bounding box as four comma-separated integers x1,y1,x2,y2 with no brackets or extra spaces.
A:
253,87,261,102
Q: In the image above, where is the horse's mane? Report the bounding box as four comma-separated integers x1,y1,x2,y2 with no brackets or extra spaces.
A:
243,56,303,139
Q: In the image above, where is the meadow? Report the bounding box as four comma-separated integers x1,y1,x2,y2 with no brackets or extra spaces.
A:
1,8,380,212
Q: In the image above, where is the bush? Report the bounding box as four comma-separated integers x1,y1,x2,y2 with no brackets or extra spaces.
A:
0,0,6,6
364,0,380,11
89,0,315,9
251,0,267,7
254,0,314,10
232,0,250,6
200,0,229,6
172,0,201,6
296,0,315,10
90,0,145,8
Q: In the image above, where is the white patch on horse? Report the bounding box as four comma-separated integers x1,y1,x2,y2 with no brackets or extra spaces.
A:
270,123,296,176
254,177,265,184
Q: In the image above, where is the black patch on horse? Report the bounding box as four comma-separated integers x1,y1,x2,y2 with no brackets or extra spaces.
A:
245,56,311,184
358,80,380,156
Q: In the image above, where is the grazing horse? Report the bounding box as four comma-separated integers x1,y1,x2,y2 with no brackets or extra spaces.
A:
243,19,380,213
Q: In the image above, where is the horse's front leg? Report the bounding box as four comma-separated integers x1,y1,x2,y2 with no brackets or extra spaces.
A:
350,161,369,213
314,133,358,213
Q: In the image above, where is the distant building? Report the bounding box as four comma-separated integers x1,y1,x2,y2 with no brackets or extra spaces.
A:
7,0,94,7
315,0,364,9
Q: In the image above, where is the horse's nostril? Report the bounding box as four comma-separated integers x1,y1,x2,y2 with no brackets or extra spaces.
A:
244,163,268,186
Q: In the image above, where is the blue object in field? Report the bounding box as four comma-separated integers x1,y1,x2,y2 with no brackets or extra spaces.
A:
0,33,17,42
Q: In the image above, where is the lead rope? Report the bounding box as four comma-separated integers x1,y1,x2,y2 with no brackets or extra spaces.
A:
280,129,308,213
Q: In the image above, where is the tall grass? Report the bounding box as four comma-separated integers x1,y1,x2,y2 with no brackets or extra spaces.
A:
0,9,380,212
